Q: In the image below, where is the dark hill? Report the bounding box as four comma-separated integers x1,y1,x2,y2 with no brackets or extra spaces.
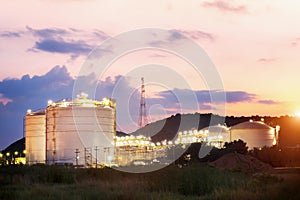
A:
132,113,300,147
1,137,25,156
132,113,225,143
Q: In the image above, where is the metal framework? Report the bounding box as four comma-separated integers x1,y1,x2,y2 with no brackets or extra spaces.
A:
138,77,149,128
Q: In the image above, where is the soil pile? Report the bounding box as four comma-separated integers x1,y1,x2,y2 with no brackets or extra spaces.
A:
209,152,273,173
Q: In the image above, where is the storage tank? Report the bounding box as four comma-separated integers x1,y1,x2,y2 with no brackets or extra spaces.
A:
25,109,46,164
46,94,116,166
230,120,276,149
201,124,230,148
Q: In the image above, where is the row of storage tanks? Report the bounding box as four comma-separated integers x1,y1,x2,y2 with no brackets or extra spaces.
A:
25,94,116,165
25,95,279,166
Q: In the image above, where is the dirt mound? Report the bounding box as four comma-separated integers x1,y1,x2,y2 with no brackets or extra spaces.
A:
209,153,273,173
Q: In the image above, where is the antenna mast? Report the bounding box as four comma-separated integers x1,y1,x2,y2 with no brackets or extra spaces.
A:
138,77,149,128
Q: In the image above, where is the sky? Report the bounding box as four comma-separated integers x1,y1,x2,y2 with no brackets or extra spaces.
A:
1,0,300,149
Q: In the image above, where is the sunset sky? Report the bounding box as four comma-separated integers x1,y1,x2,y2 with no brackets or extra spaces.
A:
1,0,300,149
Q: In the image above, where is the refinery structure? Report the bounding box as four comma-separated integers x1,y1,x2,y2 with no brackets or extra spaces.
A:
25,93,116,166
19,79,279,167
23,93,280,167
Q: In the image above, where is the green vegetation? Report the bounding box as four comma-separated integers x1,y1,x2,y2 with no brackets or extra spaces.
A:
0,163,299,200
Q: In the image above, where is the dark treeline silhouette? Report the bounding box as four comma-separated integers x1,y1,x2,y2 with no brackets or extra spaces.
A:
249,146,300,167
172,140,248,165
171,140,300,167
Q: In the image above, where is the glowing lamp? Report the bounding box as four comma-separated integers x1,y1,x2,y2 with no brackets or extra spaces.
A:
103,98,110,107
48,100,53,105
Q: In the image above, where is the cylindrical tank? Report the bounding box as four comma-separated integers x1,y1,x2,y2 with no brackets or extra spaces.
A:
201,124,230,148
230,120,276,149
46,96,116,166
25,110,46,164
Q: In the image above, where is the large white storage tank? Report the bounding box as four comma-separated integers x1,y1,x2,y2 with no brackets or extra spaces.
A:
25,109,46,164
46,95,116,166
201,124,230,148
230,120,276,149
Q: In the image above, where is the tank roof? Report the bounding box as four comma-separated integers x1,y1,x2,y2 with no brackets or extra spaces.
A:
200,124,229,132
47,93,115,109
231,121,273,130
26,109,45,116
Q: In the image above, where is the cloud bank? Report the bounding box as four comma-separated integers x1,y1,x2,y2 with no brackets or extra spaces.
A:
0,66,279,149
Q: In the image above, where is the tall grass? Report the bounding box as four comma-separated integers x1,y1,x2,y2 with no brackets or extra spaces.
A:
0,164,298,200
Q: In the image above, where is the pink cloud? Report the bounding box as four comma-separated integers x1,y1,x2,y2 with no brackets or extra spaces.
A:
0,93,12,105
203,0,247,13
291,38,300,46
174,29,215,42
257,58,276,63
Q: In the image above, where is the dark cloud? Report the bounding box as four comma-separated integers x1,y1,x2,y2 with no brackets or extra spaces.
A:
225,91,255,103
26,26,110,57
34,39,92,54
149,29,215,47
257,100,279,105
93,30,110,40
152,89,279,110
26,26,69,39
203,0,247,13
155,89,256,108
0,31,21,38
168,30,185,41
0,66,73,104
0,66,74,149
172,29,215,42
168,29,215,42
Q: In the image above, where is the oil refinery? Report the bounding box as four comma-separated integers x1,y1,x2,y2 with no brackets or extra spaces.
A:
0,93,280,167
22,90,279,167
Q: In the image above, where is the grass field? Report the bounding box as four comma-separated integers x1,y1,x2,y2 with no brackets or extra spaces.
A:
0,163,299,200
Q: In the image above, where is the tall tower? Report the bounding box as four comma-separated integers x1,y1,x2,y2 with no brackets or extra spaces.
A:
138,77,149,128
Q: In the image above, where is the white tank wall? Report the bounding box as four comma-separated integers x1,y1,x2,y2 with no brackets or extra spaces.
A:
230,128,275,149
25,114,46,164
46,106,115,165
203,125,230,143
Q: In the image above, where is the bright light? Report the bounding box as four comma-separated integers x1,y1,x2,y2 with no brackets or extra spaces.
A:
103,98,110,107
295,111,300,117
48,100,53,105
